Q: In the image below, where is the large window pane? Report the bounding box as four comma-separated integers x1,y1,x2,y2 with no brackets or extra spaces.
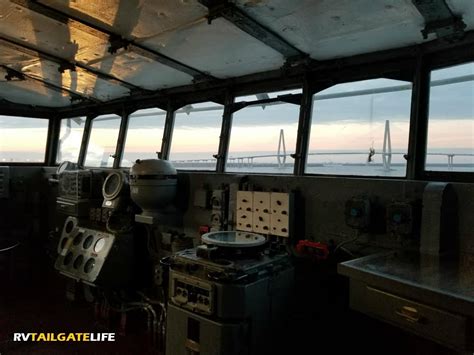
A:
227,97,300,174
84,114,121,167
169,102,223,171
426,62,473,172
122,108,166,167
0,116,48,163
56,117,86,163
306,79,412,177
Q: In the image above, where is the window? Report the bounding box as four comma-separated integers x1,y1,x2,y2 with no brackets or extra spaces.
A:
426,62,473,172
169,102,223,170
56,117,86,163
122,108,166,167
0,115,48,163
306,79,412,177
84,114,121,167
227,94,300,174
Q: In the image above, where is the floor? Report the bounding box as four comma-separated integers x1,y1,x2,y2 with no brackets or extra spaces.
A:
0,245,460,355
0,255,160,355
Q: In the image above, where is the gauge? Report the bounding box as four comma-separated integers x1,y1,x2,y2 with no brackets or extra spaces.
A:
94,238,106,253
84,258,95,273
73,255,84,269
64,220,75,234
73,233,83,246
83,235,94,249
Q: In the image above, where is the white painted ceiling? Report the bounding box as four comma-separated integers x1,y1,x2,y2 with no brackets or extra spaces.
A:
0,0,472,108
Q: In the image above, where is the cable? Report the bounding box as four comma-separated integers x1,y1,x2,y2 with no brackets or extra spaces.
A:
339,246,355,257
137,291,167,343
0,241,20,253
334,230,360,253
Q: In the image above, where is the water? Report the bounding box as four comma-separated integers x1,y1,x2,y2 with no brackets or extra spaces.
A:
171,149,473,176
2,150,472,176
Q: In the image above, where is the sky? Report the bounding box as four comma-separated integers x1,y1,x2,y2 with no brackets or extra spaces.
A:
0,63,472,164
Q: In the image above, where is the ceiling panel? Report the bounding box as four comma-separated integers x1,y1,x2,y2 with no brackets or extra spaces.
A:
0,43,38,67
21,59,130,101
38,0,208,40
86,50,194,90
141,17,285,78
0,66,71,107
0,0,109,63
447,0,474,30
235,0,428,60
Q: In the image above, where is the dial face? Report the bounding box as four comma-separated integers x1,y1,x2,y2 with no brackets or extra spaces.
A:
73,255,84,269
94,238,106,253
84,258,95,273
83,235,94,250
65,220,75,234
73,233,83,246
104,173,121,197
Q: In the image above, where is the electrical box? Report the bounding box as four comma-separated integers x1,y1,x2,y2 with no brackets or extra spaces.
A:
345,197,371,230
210,189,228,231
386,201,416,236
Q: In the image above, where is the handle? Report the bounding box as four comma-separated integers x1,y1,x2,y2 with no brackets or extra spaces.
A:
395,306,422,323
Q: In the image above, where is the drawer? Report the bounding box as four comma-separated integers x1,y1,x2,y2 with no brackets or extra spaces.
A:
350,281,469,350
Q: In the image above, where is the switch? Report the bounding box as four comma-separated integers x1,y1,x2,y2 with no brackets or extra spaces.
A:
386,201,418,236
345,197,371,229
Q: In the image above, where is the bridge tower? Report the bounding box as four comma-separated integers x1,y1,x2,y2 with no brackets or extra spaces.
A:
382,120,392,171
277,129,287,169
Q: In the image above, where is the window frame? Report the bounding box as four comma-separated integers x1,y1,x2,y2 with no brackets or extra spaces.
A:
82,113,123,169
421,60,474,183
168,100,226,173
55,116,87,165
303,75,414,180
119,107,168,168
40,39,472,183
224,92,303,175
0,115,50,166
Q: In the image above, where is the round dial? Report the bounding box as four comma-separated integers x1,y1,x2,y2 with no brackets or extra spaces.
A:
94,238,106,253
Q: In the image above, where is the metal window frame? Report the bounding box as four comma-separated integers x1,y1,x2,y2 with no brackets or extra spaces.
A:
162,98,229,173
0,29,472,182
54,116,89,166
115,105,170,167
0,114,50,166
302,59,416,179
221,91,302,175
420,55,474,182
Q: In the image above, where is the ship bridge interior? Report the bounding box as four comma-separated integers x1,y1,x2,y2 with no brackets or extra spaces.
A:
0,1,473,354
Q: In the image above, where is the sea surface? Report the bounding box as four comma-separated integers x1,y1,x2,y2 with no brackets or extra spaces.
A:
1,149,472,176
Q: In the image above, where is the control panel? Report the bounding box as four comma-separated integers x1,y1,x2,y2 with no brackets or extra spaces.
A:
54,216,135,287
170,273,214,315
58,170,103,200
55,216,115,284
